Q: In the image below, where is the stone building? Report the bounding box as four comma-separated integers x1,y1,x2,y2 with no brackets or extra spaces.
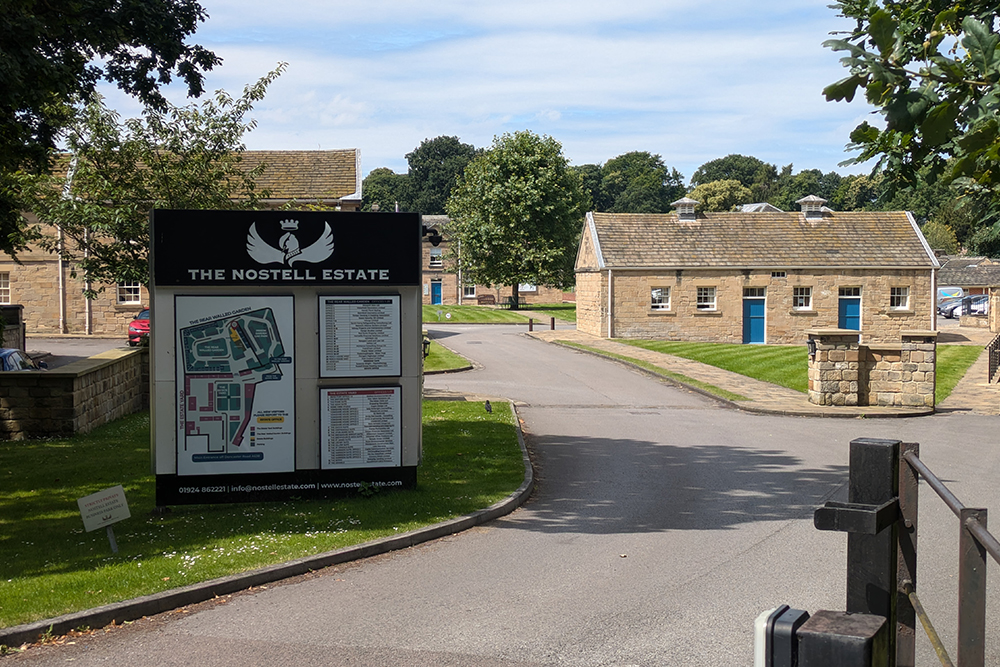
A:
2,150,361,337
420,215,573,306
575,196,939,344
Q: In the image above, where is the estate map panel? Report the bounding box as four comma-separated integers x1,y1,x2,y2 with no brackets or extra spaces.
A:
175,296,295,476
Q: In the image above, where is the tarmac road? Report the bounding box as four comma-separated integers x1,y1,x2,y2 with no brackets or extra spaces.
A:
8,324,999,666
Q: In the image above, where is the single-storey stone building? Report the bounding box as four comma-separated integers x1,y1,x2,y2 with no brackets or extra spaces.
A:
575,196,939,344
2,150,361,337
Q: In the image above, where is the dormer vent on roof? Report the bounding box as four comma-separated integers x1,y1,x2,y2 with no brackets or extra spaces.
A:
796,194,827,219
671,197,699,221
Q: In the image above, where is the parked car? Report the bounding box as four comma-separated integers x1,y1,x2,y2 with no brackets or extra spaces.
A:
937,296,964,316
128,308,150,346
941,295,988,319
0,348,47,371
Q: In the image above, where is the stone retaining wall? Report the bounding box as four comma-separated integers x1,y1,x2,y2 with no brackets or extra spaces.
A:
807,329,936,408
0,347,149,439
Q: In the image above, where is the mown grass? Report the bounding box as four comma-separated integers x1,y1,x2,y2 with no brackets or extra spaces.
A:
620,340,809,392
0,402,523,629
524,303,576,322
423,304,529,324
424,340,470,373
558,341,749,401
936,345,983,403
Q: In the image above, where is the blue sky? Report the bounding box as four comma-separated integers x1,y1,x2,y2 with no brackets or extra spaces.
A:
99,0,877,182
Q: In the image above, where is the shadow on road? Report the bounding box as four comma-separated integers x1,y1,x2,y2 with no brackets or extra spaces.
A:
508,434,848,533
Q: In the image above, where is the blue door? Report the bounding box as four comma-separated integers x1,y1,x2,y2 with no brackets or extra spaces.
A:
838,298,861,330
431,281,442,305
742,299,765,344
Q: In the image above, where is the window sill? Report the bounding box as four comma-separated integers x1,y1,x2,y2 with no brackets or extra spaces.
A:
694,309,722,316
887,309,914,316
789,309,817,316
648,309,675,316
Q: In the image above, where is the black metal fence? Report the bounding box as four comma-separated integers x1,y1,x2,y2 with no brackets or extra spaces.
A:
987,334,1000,384
814,438,998,667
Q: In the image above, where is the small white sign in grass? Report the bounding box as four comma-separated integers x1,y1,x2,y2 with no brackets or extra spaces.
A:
77,485,131,553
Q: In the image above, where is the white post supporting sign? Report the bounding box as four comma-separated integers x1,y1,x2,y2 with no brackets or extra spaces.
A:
77,485,131,553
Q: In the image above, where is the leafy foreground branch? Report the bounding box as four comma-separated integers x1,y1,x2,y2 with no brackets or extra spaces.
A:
0,401,523,629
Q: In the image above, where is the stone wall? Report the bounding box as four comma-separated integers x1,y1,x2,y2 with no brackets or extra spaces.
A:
0,348,148,440
575,271,606,336
807,329,936,408
576,267,933,344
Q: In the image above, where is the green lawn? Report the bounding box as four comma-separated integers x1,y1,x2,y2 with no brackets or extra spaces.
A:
936,345,983,403
610,340,980,403
423,304,530,324
524,303,576,322
620,340,809,392
424,340,471,372
0,402,523,630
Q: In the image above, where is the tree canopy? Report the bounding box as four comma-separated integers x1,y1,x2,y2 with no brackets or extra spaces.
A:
362,136,477,214
1,0,219,257
405,136,477,214
18,67,283,295
822,1,1000,254
445,131,588,301
686,180,754,212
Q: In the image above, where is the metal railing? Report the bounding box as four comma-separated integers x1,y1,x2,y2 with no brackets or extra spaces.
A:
987,334,1000,383
815,438,998,667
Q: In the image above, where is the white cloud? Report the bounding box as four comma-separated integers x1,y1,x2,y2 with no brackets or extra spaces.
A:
96,0,872,180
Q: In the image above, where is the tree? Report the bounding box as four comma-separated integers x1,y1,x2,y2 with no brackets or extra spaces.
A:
772,169,844,210
361,167,412,212
572,163,602,210
445,131,588,305
823,2,1000,247
18,67,283,294
405,136,477,214
598,151,685,213
691,154,779,201
686,180,754,212
1,0,219,257
921,219,959,254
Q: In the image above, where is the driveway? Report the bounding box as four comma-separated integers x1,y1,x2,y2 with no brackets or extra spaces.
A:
9,325,999,666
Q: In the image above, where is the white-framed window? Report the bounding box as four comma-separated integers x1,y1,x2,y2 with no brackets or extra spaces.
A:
651,287,670,310
793,287,812,310
0,272,9,305
839,286,861,297
463,284,476,298
890,287,910,310
771,271,786,278
743,287,765,298
429,249,443,268
117,282,142,305
696,286,716,311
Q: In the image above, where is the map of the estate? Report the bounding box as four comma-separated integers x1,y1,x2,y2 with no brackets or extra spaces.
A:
175,296,295,476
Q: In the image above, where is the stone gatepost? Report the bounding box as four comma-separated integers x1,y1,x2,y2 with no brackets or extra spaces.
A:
806,329,861,406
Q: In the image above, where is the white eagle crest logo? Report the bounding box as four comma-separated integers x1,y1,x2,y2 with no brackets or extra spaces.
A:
246,219,334,266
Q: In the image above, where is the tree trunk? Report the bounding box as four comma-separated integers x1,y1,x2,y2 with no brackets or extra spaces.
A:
510,284,520,310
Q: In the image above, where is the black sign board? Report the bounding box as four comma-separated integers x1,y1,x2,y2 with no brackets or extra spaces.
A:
151,209,421,287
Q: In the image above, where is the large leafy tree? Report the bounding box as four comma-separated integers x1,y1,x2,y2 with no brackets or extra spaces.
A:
599,151,685,213
687,179,754,212
18,67,283,295
361,167,412,212
1,0,219,257
691,154,780,202
445,131,588,304
823,1,1000,252
405,136,477,214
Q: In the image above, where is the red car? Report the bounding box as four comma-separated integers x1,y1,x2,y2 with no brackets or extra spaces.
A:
128,308,150,346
